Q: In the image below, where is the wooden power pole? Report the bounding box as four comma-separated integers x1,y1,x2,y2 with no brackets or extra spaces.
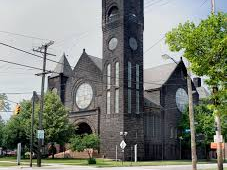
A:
187,63,197,170
33,41,55,167
211,1,223,169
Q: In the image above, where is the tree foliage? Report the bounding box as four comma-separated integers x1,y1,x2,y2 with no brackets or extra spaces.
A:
1,91,74,152
0,119,5,147
0,93,10,111
165,12,227,114
70,134,100,159
179,100,227,156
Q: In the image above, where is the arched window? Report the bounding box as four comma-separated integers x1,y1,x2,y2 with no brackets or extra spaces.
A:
128,62,131,88
107,64,111,89
128,61,132,114
136,64,140,114
107,63,111,114
115,62,119,87
115,62,119,114
107,91,110,114
108,6,119,22
115,89,119,113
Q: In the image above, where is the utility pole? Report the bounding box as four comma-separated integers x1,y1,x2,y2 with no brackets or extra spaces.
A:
162,54,197,170
33,41,55,167
211,0,215,14
210,1,223,169
187,63,197,170
30,91,36,167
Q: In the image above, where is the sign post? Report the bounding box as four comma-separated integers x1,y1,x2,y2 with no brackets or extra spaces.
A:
115,145,118,162
37,130,45,140
134,144,137,162
120,140,127,165
17,143,21,165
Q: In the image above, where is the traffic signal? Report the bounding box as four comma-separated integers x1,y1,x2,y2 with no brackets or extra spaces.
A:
15,104,21,115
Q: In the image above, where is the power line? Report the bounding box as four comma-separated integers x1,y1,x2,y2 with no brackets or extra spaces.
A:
5,99,18,104
0,54,187,88
0,42,46,60
0,92,36,95
200,0,209,8
0,58,46,72
144,36,165,54
0,30,52,41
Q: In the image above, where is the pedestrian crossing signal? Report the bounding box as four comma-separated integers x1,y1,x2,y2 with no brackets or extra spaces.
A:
14,104,21,115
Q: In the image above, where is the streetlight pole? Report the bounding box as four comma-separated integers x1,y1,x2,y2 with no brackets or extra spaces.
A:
162,54,197,170
120,131,128,165
179,136,183,160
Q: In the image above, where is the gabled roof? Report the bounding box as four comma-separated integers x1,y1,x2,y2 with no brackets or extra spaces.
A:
196,86,210,99
50,53,73,78
144,90,161,107
144,63,178,90
87,55,102,71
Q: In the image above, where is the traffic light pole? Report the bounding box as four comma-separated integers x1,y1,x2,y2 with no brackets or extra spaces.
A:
30,91,36,167
33,41,55,167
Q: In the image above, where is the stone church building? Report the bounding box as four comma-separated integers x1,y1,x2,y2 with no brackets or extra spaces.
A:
48,0,199,160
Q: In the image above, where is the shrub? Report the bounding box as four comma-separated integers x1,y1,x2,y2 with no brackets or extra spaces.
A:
87,158,96,164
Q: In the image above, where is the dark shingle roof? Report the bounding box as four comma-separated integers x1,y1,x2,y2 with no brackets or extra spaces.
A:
50,53,73,78
87,55,102,71
196,86,210,99
144,63,177,90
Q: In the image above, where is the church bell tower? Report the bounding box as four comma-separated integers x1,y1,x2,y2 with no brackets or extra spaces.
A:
100,0,144,160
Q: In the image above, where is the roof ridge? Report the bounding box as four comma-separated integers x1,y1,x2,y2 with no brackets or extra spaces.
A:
145,62,177,70
50,53,73,78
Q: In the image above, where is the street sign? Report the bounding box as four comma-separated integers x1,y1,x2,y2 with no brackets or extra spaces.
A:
17,143,21,165
214,135,223,143
210,142,224,149
196,133,205,142
120,140,127,150
185,129,190,133
37,130,44,139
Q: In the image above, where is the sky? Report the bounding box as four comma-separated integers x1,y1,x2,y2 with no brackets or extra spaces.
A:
0,0,226,121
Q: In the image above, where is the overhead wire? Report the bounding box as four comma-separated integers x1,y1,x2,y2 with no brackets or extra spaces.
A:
0,30,51,41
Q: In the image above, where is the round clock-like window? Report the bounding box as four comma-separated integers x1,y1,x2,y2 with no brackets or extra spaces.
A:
176,88,188,112
76,83,93,109
129,37,138,50
108,38,118,50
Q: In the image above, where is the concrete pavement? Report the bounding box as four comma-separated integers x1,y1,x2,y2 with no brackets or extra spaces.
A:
0,163,227,170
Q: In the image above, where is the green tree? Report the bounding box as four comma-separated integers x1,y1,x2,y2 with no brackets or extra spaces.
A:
42,92,74,146
179,100,220,159
1,91,74,157
166,12,227,169
0,94,10,111
70,134,100,164
0,119,5,147
2,114,29,155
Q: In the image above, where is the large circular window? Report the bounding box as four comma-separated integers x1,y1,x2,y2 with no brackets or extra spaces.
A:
108,37,118,50
176,88,188,112
76,83,93,109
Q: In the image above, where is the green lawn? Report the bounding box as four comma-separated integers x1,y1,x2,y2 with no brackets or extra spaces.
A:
0,162,16,167
0,157,224,168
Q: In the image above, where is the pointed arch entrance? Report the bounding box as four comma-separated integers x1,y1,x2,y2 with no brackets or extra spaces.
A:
74,119,96,135
76,122,92,135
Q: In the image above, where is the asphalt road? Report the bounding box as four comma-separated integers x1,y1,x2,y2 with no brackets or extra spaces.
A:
0,163,227,170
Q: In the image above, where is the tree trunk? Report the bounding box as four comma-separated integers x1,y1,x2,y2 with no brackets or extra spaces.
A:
87,150,91,159
187,74,197,170
52,151,54,159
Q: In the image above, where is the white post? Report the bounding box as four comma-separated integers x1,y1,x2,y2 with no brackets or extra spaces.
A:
17,143,21,165
116,145,118,161
134,144,137,162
